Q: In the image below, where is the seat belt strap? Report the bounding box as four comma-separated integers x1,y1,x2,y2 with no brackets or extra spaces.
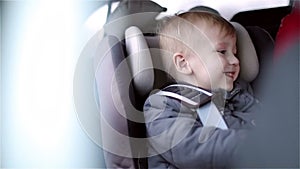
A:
196,102,228,130
156,84,228,130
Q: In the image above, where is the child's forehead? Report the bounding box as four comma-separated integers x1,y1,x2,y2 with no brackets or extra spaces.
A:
187,27,236,50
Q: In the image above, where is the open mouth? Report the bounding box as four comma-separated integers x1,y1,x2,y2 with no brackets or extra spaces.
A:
225,72,235,79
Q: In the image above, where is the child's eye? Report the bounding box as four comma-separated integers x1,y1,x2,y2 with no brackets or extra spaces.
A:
217,50,226,55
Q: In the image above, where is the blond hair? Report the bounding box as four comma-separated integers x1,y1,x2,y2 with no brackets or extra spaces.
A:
158,12,235,76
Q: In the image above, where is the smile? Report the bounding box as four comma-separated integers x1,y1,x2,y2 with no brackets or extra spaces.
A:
225,72,235,79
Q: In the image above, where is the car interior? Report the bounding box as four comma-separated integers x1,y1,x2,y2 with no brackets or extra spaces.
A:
2,0,298,168
92,0,296,168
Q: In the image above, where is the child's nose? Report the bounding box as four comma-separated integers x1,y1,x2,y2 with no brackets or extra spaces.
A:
228,54,239,65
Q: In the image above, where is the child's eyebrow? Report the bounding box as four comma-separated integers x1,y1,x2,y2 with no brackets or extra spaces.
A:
215,42,227,49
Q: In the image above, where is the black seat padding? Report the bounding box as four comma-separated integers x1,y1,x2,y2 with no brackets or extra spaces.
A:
94,35,147,169
231,6,292,39
245,26,274,96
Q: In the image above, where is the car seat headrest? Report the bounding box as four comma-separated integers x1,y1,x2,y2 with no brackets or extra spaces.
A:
125,26,155,98
125,23,259,98
231,22,259,82
105,0,166,39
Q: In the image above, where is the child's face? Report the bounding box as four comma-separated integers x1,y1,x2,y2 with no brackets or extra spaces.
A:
188,25,240,91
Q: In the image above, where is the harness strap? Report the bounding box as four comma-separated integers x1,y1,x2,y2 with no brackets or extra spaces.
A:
156,84,228,130
196,102,228,130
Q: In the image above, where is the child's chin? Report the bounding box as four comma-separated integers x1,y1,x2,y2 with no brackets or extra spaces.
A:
222,85,234,91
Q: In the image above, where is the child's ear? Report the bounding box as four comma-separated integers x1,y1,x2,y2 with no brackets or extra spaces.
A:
173,53,193,75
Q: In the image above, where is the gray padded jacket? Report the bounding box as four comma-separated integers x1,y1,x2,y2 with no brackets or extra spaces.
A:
143,80,259,169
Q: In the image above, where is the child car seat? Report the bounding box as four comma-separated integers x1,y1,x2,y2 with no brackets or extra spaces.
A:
94,22,274,169
245,26,274,96
125,23,264,100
